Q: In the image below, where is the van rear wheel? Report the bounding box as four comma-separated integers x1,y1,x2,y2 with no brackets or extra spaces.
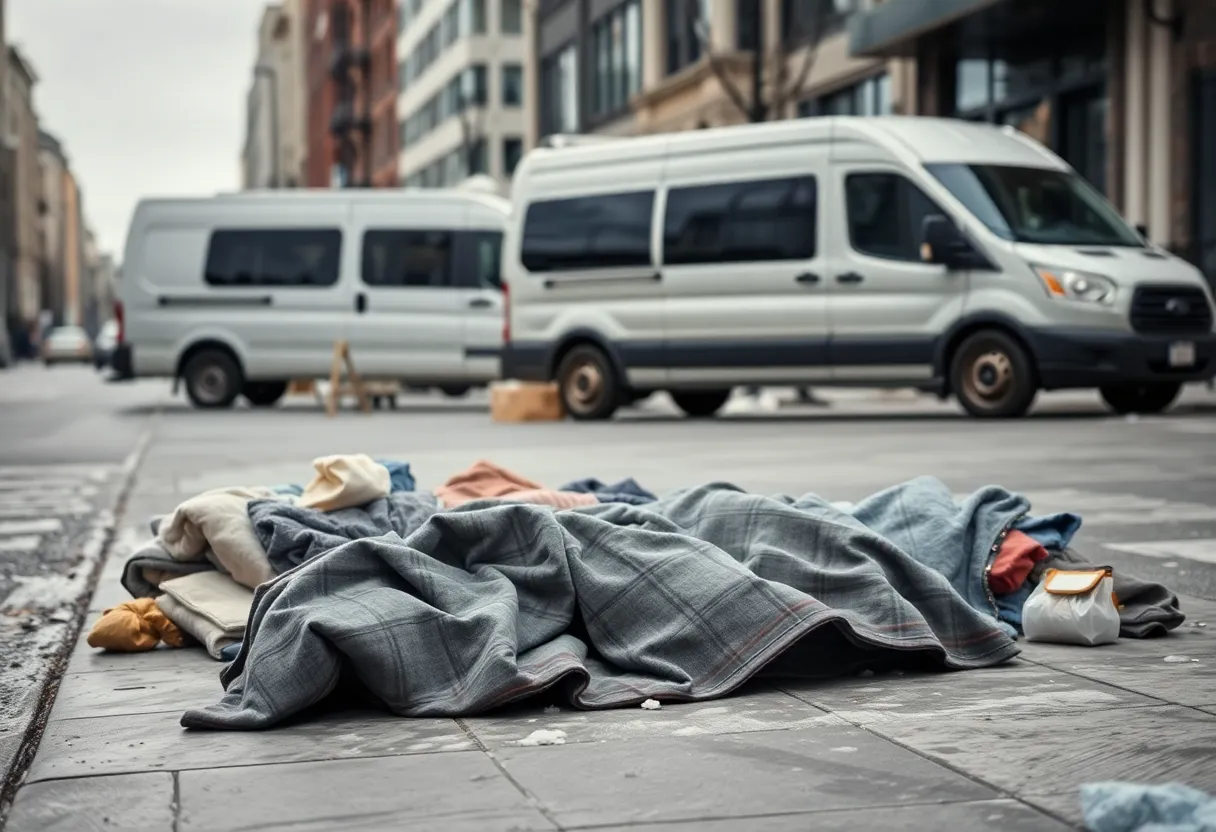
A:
243,381,287,408
671,390,731,418
183,350,241,410
950,330,1037,418
557,344,621,420
1100,383,1181,415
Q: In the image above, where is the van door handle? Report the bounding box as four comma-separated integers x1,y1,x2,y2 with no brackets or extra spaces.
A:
355,292,367,313
836,272,865,284
468,297,493,309
794,272,820,285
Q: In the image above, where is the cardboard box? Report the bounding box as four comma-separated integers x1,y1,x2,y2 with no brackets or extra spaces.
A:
490,381,565,423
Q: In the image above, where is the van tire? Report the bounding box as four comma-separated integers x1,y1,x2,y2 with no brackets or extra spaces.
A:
439,385,471,398
671,390,731,418
557,344,621,420
950,330,1037,418
1100,383,1181,415
183,350,241,409
243,381,287,408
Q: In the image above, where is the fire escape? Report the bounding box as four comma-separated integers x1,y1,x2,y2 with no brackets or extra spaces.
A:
328,0,373,187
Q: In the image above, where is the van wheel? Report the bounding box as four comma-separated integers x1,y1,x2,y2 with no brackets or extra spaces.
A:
557,344,621,420
671,390,731,418
183,350,241,409
1100,383,1181,415
950,330,1037,418
243,381,287,408
439,385,471,398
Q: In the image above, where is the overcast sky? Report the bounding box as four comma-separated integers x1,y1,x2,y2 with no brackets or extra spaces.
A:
8,0,263,258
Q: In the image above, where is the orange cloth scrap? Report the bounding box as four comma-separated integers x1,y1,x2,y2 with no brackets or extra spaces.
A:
434,460,598,509
87,598,186,652
989,529,1050,595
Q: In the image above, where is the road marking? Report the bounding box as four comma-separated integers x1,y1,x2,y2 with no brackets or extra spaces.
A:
0,518,63,536
0,535,41,554
1103,539,1216,565
0,504,92,519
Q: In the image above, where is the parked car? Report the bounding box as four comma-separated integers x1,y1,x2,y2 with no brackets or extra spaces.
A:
112,189,508,408
42,326,93,366
502,117,1216,420
93,319,119,369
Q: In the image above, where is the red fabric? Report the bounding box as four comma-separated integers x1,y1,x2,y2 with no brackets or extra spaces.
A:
989,530,1049,594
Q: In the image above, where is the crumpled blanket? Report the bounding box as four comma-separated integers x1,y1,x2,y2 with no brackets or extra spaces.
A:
248,491,441,575
87,598,185,652
181,478,1022,730
560,477,657,505
157,486,288,590
1082,781,1216,832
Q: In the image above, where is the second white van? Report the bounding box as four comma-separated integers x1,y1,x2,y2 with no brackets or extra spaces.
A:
112,189,508,408
501,117,1216,419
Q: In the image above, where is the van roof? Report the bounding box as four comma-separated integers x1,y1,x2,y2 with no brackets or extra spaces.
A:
134,188,512,214
518,116,1065,178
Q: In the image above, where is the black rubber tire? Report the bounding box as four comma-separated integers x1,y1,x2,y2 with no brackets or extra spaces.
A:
183,350,241,410
439,385,471,398
1100,383,1182,415
242,381,288,408
671,389,731,418
950,330,1038,418
556,344,621,420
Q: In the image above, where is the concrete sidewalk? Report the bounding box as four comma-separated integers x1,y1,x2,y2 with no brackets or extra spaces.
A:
6,536,1216,830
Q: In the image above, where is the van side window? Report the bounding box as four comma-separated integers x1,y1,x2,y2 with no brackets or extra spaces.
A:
845,172,945,262
452,230,503,289
362,230,453,287
204,229,342,287
663,176,817,265
521,191,654,272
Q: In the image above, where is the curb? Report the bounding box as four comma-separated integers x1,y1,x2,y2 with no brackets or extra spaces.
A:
0,418,156,810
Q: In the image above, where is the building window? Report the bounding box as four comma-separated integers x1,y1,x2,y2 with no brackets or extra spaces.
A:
780,0,845,46
361,230,453,287
521,190,654,272
664,0,701,76
663,176,817,264
501,0,522,34
845,172,946,262
468,0,487,33
540,43,578,135
591,0,641,118
798,72,891,117
736,0,759,51
503,137,523,175
502,63,523,106
204,230,343,287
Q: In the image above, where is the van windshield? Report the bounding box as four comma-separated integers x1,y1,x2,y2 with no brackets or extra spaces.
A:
924,164,1144,247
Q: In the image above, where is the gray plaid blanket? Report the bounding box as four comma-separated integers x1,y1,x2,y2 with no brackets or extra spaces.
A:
181,477,1023,730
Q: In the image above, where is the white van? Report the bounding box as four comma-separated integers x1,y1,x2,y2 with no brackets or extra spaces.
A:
501,117,1216,419
112,189,508,408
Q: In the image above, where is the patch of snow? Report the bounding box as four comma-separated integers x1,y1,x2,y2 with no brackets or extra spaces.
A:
830,746,858,753
1164,655,1199,663
640,698,661,710
543,705,560,714
517,729,567,747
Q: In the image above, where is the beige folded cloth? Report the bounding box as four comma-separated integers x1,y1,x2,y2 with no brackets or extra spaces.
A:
299,454,391,512
159,571,254,660
157,486,281,589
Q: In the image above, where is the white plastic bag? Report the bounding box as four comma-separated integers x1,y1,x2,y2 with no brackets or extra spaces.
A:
1023,567,1120,646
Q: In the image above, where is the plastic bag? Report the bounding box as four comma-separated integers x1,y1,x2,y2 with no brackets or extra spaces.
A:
1023,567,1120,646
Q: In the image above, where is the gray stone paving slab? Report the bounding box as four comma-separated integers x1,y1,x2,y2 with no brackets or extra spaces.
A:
1021,792,1087,828
583,799,1071,831
67,616,216,676
462,684,844,749
26,709,472,783
177,752,555,832
1023,648,1216,707
863,704,1216,797
5,771,174,832
779,659,1156,725
494,725,996,828
49,664,221,721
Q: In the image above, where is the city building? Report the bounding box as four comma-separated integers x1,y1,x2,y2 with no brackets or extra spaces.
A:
528,0,908,146
0,0,13,363
5,45,42,346
369,0,400,186
396,0,527,188
243,2,308,189
847,0,1215,286
37,129,66,325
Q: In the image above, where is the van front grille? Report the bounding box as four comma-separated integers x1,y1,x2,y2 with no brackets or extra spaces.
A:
1129,285,1214,335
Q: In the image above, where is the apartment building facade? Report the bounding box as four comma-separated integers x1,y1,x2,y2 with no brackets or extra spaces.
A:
396,0,527,187
6,46,41,340
243,2,308,189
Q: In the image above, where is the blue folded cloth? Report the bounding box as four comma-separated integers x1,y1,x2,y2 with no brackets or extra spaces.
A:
1082,781,1216,832
1015,511,1082,551
376,459,416,493
559,477,656,505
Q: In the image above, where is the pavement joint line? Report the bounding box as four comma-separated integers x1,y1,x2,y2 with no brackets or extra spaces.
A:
171,769,181,832
454,716,565,831
0,411,158,811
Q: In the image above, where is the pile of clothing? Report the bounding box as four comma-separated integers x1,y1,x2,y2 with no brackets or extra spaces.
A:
87,457,1185,732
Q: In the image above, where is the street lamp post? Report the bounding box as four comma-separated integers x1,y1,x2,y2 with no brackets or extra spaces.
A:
254,64,281,189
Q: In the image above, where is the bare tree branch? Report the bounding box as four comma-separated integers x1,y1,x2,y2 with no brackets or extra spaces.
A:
693,16,752,121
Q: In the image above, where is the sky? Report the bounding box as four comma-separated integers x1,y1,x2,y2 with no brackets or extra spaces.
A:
7,0,263,258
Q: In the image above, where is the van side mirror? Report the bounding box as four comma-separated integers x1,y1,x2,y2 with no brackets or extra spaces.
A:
921,215,971,269
1135,223,1149,241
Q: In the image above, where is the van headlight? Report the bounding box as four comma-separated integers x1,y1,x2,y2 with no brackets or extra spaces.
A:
1031,265,1117,306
